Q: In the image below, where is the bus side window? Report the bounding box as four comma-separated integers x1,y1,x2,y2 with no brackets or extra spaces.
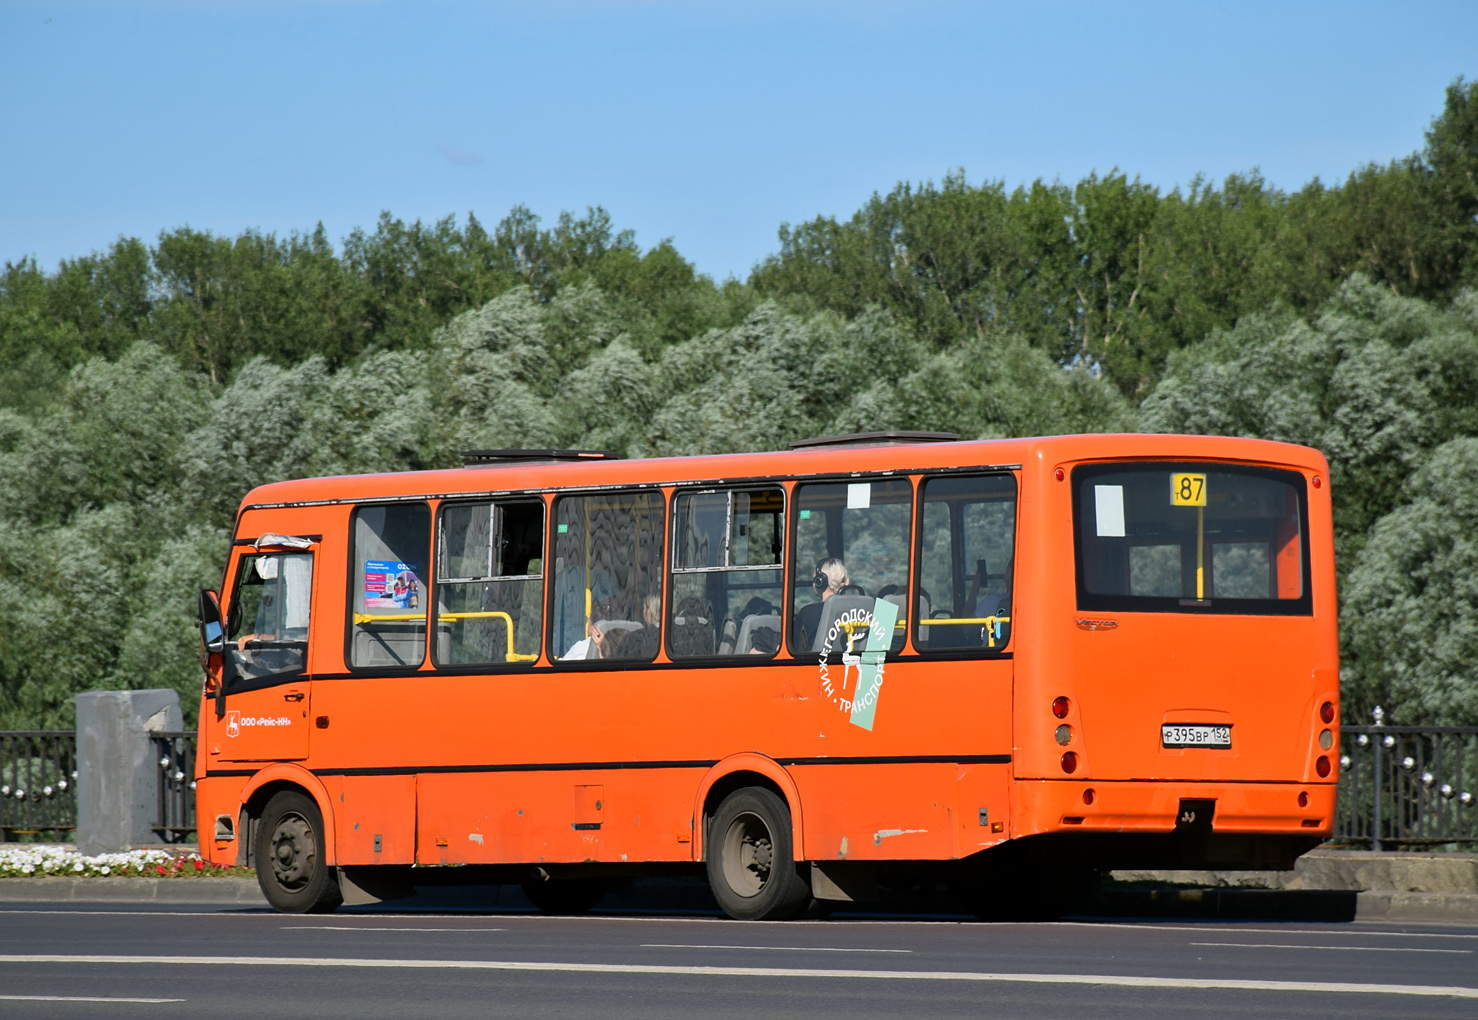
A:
435,500,544,665
669,487,784,659
916,474,1017,651
789,478,912,656
549,490,664,662
225,551,313,683
349,503,431,669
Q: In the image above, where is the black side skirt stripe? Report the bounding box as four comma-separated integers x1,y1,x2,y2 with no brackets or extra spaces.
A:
203,754,1010,780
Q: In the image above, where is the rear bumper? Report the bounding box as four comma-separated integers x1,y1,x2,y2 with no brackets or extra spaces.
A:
1013,779,1336,837
1003,779,1334,871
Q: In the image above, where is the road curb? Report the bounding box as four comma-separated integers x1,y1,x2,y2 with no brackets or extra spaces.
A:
1355,891,1478,923
0,877,266,905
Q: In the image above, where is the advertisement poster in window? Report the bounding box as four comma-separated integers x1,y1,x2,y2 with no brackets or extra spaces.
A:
365,560,421,609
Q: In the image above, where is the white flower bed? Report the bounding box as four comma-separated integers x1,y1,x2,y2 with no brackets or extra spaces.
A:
0,845,211,878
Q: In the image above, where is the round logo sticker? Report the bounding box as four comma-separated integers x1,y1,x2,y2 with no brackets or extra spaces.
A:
817,598,898,731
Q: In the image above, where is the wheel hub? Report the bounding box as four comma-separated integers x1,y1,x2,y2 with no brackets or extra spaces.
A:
269,813,315,890
721,811,776,898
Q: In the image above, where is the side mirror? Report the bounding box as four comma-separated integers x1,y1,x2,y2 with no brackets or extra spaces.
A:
197,589,225,655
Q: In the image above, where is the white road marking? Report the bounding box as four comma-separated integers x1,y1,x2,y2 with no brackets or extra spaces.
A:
3,908,1476,946
1191,941,1469,954
641,944,911,953
1053,921,1478,940
0,954,1474,998
284,926,507,932
0,994,184,1003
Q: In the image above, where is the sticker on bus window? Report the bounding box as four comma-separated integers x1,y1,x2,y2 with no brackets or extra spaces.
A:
1171,472,1207,507
799,510,811,519
365,560,420,609
818,597,899,732
847,483,871,510
1095,485,1125,537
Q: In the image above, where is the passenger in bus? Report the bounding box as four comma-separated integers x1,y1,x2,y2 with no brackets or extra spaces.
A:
620,594,663,660
562,601,618,660
794,558,848,650
595,626,630,659
584,594,662,660
561,625,594,660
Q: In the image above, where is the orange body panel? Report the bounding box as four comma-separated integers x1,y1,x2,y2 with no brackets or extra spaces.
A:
1012,780,1338,835
196,434,1339,873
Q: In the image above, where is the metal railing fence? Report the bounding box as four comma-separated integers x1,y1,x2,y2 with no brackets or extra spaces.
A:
1336,711,1478,849
151,731,197,842
0,732,78,840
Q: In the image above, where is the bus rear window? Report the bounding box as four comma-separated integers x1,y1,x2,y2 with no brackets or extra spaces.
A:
1074,464,1310,615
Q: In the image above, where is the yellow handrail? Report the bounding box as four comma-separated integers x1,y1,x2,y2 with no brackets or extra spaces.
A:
915,616,1010,626
353,611,538,663
916,615,1012,649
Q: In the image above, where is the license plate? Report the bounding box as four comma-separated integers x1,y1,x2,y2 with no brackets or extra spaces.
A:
1162,724,1231,748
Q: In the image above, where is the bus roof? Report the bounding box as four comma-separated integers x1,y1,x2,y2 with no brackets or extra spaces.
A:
238,433,1328,511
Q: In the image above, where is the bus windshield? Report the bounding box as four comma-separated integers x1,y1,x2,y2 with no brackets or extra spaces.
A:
1074,463,1309,614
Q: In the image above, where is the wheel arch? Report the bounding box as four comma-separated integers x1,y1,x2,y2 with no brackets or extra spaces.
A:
237,764,337,868
693,753,804,862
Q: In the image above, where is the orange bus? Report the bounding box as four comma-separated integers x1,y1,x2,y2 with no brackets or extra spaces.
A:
194,432,1339,917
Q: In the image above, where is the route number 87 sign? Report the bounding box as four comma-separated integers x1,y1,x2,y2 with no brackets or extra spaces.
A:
1171,472,1206,507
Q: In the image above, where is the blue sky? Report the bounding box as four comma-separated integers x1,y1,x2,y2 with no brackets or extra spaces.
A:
3,1,1476,281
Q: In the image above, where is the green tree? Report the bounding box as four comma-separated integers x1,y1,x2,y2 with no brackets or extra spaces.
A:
1342,437,1478,724
1422,77,1478,294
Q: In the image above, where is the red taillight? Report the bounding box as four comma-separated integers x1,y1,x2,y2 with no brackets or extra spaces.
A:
1052,696,1070,719
1061,751,1078,774
1315,755,1331,778
1054,467,1065,481
1083,788,1095,805
1298,791,1309,807
1320,701,1335,724
1312,475,1322,489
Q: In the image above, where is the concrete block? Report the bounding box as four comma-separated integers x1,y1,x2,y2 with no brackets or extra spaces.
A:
1293,849,1478,894
75,690,183,855
1111,849,1478,897
0,877,265,904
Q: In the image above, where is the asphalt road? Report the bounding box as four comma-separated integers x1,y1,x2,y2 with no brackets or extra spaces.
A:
1,902,1476,1020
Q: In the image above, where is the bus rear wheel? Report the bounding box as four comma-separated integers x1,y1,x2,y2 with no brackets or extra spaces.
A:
706,788,810,920
255,790,342,914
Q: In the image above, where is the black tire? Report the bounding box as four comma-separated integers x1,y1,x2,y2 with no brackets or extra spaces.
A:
255,790,342,914
706,787,811,920
520,877,609,915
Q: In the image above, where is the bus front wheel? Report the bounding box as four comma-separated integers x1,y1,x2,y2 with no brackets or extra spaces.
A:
706,788,810,920
255,790,343,914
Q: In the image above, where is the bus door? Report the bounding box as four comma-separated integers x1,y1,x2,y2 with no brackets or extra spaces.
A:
210,544,316,763
913,473,1017,853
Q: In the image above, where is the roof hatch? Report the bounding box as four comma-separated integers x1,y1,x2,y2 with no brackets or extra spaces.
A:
787,431,961,450
462,449,624,466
